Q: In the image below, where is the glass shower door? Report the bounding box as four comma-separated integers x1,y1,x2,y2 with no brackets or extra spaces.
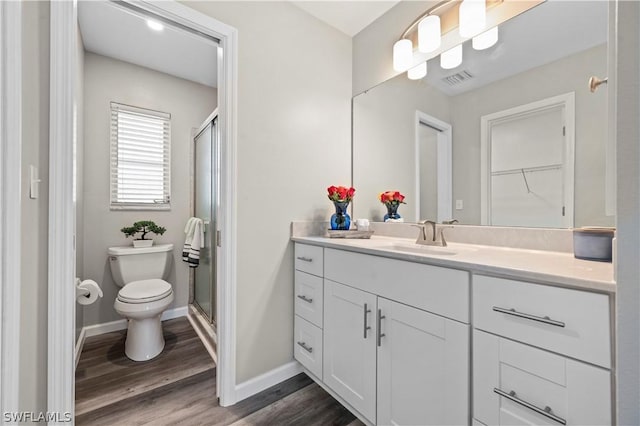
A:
194,118,217,324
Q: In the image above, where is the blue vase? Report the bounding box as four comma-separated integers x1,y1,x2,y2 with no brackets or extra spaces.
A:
384,203,401,221
330,201,351,230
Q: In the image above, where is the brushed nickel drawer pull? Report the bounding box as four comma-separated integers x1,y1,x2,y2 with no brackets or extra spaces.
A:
377,309,386,347
297,341,313,353
492,306,565,328
494,388,566,425
363,303,372,338
297,295,313,304
296,256,313,262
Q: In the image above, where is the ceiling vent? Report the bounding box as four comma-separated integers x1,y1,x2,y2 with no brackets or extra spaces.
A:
442,70,474,86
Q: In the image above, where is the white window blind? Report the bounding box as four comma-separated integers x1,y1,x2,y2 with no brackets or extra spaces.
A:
110,102,171,210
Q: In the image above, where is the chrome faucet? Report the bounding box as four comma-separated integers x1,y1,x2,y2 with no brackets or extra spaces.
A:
412,220,451,247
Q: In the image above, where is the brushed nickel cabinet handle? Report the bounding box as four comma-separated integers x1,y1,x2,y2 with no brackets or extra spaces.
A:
363,303,372,338
296,256,313,262
297,341,313,353
494,388,566,425
377,309,386,347
297,295,313,304
492,306,565,328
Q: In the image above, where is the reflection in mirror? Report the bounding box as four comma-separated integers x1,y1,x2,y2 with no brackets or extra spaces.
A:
352,1,613,228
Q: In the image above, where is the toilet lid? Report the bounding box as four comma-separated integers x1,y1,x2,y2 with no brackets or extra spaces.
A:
118,279,172,304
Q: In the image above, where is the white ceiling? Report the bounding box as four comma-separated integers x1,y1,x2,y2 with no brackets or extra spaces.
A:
78,1,218,88
423,0,608,95
291,1,400,36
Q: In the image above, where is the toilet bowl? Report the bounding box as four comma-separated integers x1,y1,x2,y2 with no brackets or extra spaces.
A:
108,244,174,361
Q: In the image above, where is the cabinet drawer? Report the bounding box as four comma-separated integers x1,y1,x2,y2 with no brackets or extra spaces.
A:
473,275,611,368
325,248,469,323
473,330,611,425
294,271,323,327
294,315,323,379
294,244,323,277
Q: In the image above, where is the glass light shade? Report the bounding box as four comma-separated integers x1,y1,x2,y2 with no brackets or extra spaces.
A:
459,0,486,38
472,27,498,50
393,39,413,72
146,20,164,31
440,44,463,69
408,62,427,80
418,15,441,53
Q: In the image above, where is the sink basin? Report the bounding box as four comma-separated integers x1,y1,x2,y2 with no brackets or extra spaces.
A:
382,243,457,256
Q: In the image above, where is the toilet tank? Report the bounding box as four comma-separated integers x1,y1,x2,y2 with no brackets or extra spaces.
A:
108,244,174,287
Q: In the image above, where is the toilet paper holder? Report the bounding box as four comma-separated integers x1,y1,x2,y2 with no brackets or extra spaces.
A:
76,278,104,303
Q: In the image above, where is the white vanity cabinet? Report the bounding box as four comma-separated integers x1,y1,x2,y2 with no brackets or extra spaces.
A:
472,275,613,425
295,243,471,426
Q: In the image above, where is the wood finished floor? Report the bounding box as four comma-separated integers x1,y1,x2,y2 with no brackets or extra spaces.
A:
76,317,363,426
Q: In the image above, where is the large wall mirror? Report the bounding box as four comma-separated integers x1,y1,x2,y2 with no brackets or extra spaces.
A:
352,1,613,228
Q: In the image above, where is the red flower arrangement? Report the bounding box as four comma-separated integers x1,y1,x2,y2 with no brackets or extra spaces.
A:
327,185,356,203
379,190,406,205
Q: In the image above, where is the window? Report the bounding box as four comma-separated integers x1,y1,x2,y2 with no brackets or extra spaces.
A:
110,102,171,210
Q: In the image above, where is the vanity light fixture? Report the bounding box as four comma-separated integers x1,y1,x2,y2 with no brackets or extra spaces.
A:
472,26,499,50
441,44,463,69
459,0,487,38
408,62,428,80
147,19,164,32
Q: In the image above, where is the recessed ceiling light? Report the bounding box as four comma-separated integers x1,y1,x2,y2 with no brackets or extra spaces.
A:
147,20,164,32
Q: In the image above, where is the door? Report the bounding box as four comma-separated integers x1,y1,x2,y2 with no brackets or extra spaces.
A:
473,330,611,425
193,117,218,323
377,298,470,425
323,280,377,424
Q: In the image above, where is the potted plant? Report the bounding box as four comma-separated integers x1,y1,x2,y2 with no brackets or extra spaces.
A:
121,221,166,248
379,190,406,221
327,185,356,230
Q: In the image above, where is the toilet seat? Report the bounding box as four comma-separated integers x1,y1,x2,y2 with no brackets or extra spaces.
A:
117,279,172,304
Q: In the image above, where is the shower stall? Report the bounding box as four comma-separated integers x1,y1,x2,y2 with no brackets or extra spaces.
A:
192,110,219,329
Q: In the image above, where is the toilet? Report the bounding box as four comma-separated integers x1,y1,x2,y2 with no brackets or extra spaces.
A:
108,243,175,361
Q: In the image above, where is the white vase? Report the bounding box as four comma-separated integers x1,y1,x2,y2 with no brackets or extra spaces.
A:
133,239,153,248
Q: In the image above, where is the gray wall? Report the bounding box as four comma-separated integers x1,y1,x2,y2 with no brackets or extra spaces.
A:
183,0,352,383
450,44,612,227
81,52,217,326
614,2,640,423
19,0,49,414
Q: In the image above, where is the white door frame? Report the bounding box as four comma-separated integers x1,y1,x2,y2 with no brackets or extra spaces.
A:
414,111,453,222
0,1,23,421
48,0,239,419
480,92,576,227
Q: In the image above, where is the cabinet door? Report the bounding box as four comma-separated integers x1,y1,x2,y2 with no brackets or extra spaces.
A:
323,280,377,424
377,298,469,425
474,330,611,426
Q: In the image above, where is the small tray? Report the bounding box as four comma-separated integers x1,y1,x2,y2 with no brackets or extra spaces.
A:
326,230,374,239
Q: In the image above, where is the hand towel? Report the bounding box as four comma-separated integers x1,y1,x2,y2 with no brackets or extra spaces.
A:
182,217,197,261
187,219,204,268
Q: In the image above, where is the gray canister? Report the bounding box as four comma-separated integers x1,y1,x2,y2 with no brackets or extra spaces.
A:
573,227,615,262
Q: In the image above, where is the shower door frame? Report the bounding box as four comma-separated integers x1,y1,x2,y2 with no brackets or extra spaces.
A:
192,110,219,327
48,0,239,418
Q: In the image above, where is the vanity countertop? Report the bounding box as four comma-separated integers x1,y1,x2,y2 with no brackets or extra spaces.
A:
292,235,615,293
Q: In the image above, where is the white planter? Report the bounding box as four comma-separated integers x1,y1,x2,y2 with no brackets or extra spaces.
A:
133,239,154,248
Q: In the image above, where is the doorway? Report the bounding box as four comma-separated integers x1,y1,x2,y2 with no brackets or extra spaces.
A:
48,0,239,417
480,92,575,227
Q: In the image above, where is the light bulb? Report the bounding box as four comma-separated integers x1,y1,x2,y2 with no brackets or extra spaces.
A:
440,44,463,69
418,15,441,53
472,27,498,50
393,39,413,72
459,0,486,38
408,62,427,80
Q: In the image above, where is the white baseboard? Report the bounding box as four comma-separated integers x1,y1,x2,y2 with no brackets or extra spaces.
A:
235,361,303,403
74,327,86,369
81,306,189,338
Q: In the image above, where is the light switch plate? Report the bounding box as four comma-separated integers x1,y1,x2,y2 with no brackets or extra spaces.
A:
455,199,463,210
30,165,41,199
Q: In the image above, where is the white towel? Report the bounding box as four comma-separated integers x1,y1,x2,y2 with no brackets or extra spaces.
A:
182,217,197,261
187,220,204,268
183,217,204,268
